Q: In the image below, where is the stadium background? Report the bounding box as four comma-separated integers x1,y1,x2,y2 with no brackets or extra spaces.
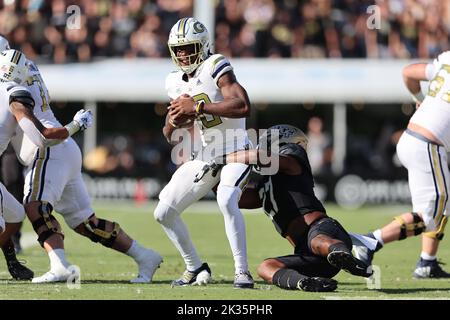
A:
1,0,449,209
1,0,450,301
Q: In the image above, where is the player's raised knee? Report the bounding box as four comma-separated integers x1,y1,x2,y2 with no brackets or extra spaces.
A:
153,202,177,225
216,185,240,211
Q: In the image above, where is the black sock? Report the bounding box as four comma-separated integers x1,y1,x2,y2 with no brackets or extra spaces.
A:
328,242,351,255
272,269,307,290
2,240,17,262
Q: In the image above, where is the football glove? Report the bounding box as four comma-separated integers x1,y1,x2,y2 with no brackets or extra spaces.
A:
73,109,93,131
193,159,223,183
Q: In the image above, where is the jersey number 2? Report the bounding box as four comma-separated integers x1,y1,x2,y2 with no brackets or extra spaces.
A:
192,93,223,128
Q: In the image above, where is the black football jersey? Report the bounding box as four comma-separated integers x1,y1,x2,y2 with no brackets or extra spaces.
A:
258,143,326,237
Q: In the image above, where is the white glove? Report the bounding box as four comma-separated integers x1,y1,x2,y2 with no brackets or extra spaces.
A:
73,109,93,131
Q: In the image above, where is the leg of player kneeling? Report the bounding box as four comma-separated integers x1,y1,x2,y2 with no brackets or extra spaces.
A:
70,205,163,284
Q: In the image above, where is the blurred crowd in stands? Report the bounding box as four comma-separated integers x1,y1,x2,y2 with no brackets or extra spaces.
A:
0,0,448,64
0,0,443,181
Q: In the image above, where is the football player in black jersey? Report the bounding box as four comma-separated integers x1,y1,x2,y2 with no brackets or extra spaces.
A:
194,124,372,292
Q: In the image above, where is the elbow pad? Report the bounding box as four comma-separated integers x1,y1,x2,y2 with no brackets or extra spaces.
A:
9,90,35,109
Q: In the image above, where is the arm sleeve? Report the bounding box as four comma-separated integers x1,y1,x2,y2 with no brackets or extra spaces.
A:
17,117,62,148
210,54,233,85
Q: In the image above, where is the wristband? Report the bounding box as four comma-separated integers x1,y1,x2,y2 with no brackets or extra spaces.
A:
194,101,205,115
64,121,80,136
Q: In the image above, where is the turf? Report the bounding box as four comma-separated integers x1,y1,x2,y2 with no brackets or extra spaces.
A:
1,201,450,300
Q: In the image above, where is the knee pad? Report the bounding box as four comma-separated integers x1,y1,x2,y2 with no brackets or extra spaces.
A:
216,185,241,212
424,216,448,241
307,217,352,251
30,201,64,247
154,202,179,225
83,218,120,248
394,212,425,240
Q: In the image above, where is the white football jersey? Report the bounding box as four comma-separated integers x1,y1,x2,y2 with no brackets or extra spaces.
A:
166,54,248,159
12,60,63,166
25,59,62,128
0,81,29,155
410,51,450,150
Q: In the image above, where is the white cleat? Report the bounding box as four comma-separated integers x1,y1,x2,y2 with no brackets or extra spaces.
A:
32,269,72,283
130,249,163,284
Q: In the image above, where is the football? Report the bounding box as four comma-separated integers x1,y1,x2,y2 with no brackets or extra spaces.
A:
172,114,196,128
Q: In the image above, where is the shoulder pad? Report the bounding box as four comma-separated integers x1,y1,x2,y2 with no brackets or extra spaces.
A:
9,89,35,109
209,54,233,82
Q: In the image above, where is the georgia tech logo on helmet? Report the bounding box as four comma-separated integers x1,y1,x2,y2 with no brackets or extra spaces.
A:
193,21,205,34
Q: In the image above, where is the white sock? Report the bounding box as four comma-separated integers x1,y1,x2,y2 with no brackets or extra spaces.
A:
48,249,70,272
126,240,145,261
217,185,248,274
420,252,436,261
373,229,384,245
162,216,202,271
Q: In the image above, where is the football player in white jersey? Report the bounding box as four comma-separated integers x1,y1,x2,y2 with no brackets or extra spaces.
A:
1,49,163,284
354,51,450,278
0,35,33,280
0,47,92,279
155,17,254,288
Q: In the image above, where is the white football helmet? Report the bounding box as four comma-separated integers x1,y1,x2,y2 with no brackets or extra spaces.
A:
0,35,10,51
0,49,28,84
259,124,309,151
168,17,211,75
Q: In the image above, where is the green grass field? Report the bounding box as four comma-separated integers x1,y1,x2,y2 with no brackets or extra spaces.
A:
1,201,450,300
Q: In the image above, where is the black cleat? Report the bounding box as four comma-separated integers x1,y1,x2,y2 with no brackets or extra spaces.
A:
327,250,373,278
7,259,34,280
414,258,450,279
297,277,337,292
171,262,212,287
